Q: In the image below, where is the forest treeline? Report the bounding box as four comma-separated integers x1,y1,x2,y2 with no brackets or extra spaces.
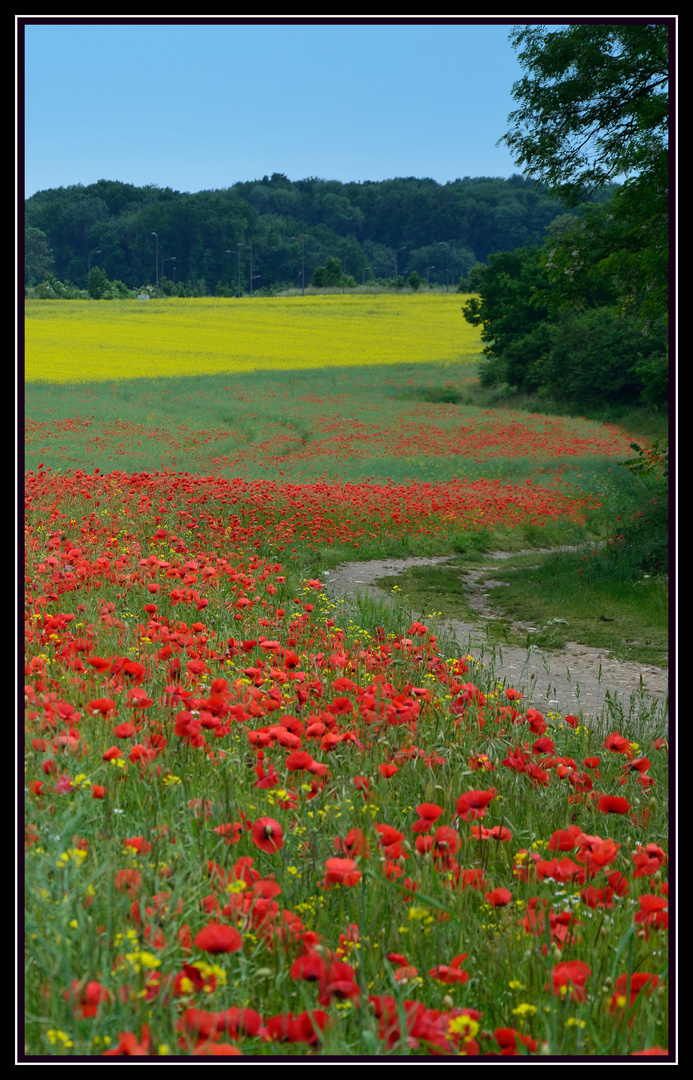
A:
25,173,600,296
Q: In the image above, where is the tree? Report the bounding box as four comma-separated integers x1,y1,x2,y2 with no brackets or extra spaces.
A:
25,226,54,285
501,23,669,204
501,23,670,322
311,256,344,288
87,265,108,299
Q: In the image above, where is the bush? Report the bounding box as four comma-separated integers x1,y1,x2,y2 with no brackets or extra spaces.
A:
542,307,668,408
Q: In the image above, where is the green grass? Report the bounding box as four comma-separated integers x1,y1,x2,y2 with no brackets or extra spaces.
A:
368,542,668,667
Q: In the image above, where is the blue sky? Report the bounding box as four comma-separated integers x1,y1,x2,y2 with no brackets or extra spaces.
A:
22,18,533,197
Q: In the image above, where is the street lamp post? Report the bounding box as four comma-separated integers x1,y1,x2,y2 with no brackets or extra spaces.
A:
362,266,372,285
151,232,159,299
427,265,435,287
290,236,306,296
225,249,243,297
162,257,176,297
394,246,407,292
438,242,450,291
87,249,101,298
248,242,254,298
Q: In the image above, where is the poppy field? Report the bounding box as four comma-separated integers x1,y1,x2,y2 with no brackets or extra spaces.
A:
23,303,669,1058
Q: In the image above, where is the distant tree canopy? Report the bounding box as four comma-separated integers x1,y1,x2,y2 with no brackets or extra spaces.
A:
25,173,596,296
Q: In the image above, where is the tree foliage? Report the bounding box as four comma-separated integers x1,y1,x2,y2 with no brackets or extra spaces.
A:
501,23,669,204
501,22,670,324
25,175,582,295
465,22,671,408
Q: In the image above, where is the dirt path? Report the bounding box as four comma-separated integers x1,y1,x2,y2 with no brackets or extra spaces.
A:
322,554,669,720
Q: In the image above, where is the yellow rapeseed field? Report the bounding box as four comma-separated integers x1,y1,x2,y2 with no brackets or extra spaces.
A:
25,295,482,382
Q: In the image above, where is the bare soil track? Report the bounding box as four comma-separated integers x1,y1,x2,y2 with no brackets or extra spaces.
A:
323,553,669,721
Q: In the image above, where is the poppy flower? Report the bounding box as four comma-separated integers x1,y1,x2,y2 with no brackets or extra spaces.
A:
285,750,314,771
65,979,111,1018
485,887,513,906
193,922,243,954
580,885,615,909
87,697,118,717
597,794,631,815
548,825,582,851
101,1025,150,1056
290,951,329,982
411,803,443,833
323,858,362,887
470,824,512,842
456,788,497,821
262,1009,331,1045
335,828,369,858
634,894,668,931
608,973,662,1014
546,960,591,1002
429,953,469,984
318,959,360,1005
494,1027,541,1055
632,843,667,877
375,823,405,848
433,826,460,855
251,817,284,854
603,732,633,755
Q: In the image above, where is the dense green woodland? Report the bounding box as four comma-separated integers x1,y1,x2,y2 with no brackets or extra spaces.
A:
25,173,596,295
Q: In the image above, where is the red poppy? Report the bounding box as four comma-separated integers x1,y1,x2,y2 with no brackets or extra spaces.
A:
262,1009,331,1045
433,825,460,855
632,842,667,877
429,953,469,984
102,1025,150,1056
65,979,111,1018
547,960,591,1002
548,825,582,851
470,824,512,842
608,972,661,1014
317,959,360,1005
456,788,497,821
494,1027,541,1055
290,951,329,982
251,817,284,853
323,858,362,887
285,750,314,771
87,697,118,717
194,922,243,954
634,894,668,931
603,732,633,755
124,836,151,854
485,887,513,906
597,794,631,815
580,885,615,909
411,803,444,833
375,823,405,848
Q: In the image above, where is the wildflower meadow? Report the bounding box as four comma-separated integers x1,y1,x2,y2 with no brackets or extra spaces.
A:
24,298,669,1058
